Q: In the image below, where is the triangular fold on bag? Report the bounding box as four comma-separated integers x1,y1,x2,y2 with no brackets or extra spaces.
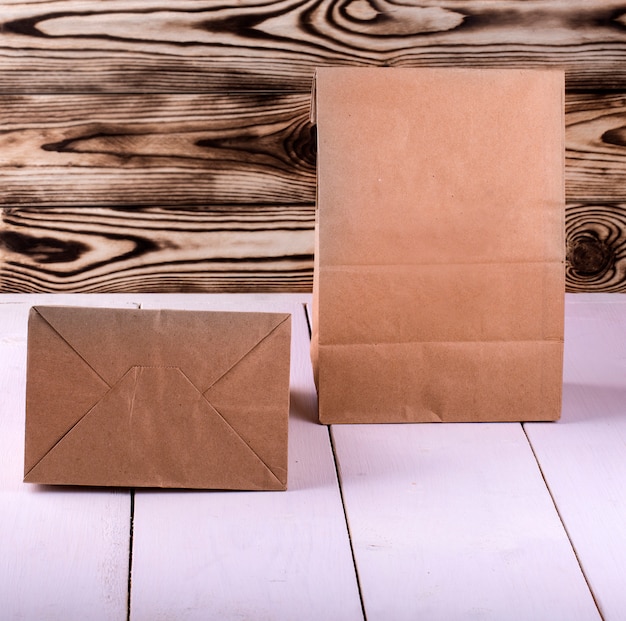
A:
203,316,291,485
24,366,285,490
31,306,290,390
24,308,110,475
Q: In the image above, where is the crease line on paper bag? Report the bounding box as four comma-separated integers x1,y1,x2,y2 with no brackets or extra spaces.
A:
33,308,111,388
26,366,167,478
177,368,286,488
201,315,290,393
320,260,564,270
316,338,564,347
24,384,117,478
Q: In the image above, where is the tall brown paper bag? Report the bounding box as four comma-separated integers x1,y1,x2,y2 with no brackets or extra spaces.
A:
311,67,565,424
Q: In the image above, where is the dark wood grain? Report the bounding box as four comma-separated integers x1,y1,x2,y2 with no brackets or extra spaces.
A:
566,92,626,203
0,207,314,292
0,93,315,207
2,0,626,93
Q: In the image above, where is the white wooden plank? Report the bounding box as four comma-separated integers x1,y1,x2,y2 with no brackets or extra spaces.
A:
0,297,137,621
0,292,143,306
331,421,601,621
130,296,362,621
524,293,626,621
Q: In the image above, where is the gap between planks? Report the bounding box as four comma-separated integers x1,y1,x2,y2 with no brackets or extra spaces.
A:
304,302,369,620
521,424,605,621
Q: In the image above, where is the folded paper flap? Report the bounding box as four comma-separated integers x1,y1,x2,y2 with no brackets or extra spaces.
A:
204,317,291,477
32,306,290,389
25,306,291,489
24,308,111,473
202,313,291,393
30,306,111,386
25,365,286,489
318,339,563,423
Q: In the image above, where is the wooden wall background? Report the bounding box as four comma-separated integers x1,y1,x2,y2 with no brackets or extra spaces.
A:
1,0,626,293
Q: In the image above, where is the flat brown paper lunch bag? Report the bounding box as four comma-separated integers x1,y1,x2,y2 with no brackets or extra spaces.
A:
310,67,565,424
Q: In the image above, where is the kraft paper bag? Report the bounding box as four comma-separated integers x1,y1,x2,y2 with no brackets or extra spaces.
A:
311,67,565,424
25,306,291,490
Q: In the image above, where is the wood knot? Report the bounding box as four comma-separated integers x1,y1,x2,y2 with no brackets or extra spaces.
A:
567,235,613,276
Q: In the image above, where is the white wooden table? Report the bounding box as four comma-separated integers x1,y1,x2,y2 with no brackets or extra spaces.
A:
1,293,624,620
